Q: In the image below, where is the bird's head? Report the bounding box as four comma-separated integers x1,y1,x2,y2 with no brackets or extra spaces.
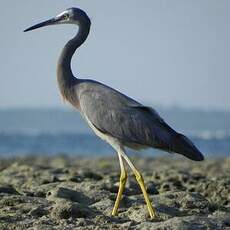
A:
24,8,91,32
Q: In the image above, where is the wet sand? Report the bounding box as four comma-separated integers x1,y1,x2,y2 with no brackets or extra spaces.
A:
0,155,229,229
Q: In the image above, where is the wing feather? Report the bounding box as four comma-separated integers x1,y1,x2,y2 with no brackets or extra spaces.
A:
78,82,175,149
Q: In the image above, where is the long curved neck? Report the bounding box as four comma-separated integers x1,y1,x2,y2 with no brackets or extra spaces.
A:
57,20,90,98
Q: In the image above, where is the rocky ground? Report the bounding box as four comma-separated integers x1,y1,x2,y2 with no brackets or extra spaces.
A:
0,155,229,229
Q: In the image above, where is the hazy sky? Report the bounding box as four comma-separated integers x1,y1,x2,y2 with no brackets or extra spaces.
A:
0,0,229,110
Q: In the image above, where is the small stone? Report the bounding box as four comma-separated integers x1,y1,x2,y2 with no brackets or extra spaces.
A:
76,169,103,181
51,201,93,219
29,207,48,217
91,198,114,216
180,193,210,211
0,185,19,195
46,187,92,205
161,183,170,191
69,176,82,183
146,182,159,195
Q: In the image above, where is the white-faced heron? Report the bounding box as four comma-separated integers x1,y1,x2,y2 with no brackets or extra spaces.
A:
24,7,204,219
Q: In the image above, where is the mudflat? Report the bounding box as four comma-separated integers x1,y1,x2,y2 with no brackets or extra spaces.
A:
0,155,229,229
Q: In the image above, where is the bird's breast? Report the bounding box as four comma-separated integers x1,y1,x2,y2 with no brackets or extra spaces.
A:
59,86,81,110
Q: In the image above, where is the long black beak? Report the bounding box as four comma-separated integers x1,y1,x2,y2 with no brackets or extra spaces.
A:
24,17,59,32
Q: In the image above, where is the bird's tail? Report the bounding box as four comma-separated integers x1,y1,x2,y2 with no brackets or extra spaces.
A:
171,133,204,161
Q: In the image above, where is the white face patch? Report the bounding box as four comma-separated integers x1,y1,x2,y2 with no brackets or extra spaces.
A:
54,9,80,25
55,10,68,19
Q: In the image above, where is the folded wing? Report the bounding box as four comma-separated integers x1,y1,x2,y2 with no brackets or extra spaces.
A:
78,82,204,161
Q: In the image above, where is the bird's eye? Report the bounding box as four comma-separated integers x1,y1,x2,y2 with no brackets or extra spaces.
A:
63,14,69,20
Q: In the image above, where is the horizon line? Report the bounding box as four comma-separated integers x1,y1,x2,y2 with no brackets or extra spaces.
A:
0,105,229,113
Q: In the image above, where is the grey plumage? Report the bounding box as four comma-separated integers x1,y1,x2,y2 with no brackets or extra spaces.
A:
77,80,203,161
24,7,204,162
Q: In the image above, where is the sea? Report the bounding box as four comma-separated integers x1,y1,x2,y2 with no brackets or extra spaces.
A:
0,107,229,158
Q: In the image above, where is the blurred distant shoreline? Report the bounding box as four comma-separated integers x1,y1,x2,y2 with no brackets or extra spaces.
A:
0,107,229,157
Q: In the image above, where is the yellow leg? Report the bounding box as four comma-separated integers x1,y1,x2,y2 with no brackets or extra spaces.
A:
112,152,127,216
134,170,157,219
120,151,157,219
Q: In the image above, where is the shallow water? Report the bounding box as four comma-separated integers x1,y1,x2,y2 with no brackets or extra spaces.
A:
0,108,229,157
